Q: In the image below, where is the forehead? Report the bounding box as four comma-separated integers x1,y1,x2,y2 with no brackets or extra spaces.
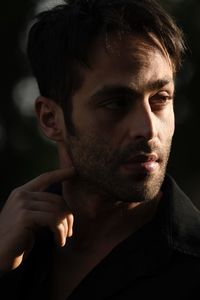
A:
91,33,172,70
75,34,174,97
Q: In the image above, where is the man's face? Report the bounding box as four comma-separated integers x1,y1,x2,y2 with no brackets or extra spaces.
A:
65,35,175,202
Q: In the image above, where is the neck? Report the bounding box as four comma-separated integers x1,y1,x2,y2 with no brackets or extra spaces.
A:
63,178,118,218
62,177,161,251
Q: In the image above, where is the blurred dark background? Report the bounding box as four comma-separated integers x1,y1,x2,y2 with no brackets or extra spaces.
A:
1,0,200,207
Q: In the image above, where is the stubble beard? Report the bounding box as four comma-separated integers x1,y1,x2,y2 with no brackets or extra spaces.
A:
66,133,172,203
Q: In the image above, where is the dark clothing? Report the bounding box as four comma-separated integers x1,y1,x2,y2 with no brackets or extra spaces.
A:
1,175,200,299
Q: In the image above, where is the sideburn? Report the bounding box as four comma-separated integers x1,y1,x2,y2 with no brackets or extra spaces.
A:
61,61,86,136
61,97,77,136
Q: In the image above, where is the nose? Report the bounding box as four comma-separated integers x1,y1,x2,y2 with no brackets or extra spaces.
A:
126,100,158,142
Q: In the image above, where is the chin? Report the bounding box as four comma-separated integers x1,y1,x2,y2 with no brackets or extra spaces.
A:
110,171,164,203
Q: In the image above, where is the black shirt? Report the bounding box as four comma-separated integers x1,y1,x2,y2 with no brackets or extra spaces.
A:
1,175,200,299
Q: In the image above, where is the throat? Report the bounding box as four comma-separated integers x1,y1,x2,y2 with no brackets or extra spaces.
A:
63,179,161,247
49,191,160,300
62,179,119,219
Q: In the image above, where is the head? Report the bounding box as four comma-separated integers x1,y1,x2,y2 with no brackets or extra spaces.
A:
27,0,185,202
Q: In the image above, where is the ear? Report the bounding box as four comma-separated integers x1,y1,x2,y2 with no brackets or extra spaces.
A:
35,96,66,142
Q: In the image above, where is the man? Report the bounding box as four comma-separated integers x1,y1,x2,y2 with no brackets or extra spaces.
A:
0,0,200,299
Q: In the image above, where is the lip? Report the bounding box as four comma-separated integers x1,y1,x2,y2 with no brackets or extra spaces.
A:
121,153,160,173
125,153,159,163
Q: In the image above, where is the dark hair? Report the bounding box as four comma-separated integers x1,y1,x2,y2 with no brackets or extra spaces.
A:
27,0,185,123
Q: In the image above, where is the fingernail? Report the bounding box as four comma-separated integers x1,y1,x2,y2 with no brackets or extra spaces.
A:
61,240,66,247
68,228,73,237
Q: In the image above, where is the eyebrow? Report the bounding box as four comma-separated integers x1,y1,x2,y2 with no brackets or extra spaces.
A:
90,78,174,102
90,86,140,102
145,78,173,91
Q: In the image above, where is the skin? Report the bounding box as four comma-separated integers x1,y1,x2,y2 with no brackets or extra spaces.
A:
0,168,74,271
0,34,175,298
57,35,175,223
65,35,175,205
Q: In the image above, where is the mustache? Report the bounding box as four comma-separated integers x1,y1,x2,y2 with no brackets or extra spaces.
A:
108,140,162,165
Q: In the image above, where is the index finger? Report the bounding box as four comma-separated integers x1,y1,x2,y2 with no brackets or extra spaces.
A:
21,167,75,192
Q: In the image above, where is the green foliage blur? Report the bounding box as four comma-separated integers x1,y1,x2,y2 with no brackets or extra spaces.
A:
1,0,200,207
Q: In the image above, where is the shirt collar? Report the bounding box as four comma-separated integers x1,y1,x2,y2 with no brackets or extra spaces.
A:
158,174,200,257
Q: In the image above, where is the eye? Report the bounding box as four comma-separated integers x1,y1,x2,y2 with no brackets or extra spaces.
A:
102,98,131,111
104,100,123,110
150,92,173,109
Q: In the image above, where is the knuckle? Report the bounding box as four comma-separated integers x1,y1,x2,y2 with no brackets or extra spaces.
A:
38,172,50,181
55,222,65,233
39,172,49,178
10,188,27,200
10,187,20,198
67,214,74,223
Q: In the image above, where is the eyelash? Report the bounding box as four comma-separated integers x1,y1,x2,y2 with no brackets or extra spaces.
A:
150,94,173,105
103,99,129,110
99,92,173,114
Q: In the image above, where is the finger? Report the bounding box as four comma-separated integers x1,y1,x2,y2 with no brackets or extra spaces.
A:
24,200,65,214
21,168,75,192
54,216,74,246
11,191,68,214
62,217,69,239
22,211,70,247
48,216,73,247
52,222,66,247
66,213,74,237
26,193,74,227
24,192,68,210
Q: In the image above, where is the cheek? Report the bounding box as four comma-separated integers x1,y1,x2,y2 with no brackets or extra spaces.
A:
168,108,175,136
160,110,175,142
73,108,117,139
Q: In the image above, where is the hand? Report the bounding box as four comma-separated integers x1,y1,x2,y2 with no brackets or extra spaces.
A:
0,168,75,272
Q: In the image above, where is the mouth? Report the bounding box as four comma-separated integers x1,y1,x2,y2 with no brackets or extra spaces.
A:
121,153,160,173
